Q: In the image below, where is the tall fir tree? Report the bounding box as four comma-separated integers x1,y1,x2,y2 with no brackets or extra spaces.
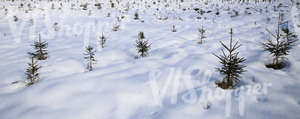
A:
263,14,298,69
25,53,41,86
214,28,246,89
33,34,48,60
84,46,96,71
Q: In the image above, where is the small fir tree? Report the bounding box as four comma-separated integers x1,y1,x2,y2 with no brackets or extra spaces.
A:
111,2,115,8
99,33,107,48
32,34,48,60
263,14,298,69
25,53,41,86
84,46,96,71
134,12,139,20
13,16,18,22
138,31,145,39
136,32,151,58
198,26,206,44
213,28,246,89
53,22,59,31
172,25,177,32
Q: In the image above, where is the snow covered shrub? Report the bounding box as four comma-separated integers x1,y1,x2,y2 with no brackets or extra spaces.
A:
32,34,48,60
136,32,151,58
4,9,8,15
80,3,88,10
203,102,211,110
216,9,220,16
99,33,107,48
84,46,96,72
263,16,298,69
95,3,102,10
19,3,23,8
13,16,18,22
112,23,120,31
213,28,246,89
53,22,59,31
198,26,206,44
25,54,41,86
117,16,122,22
244,8,252,15
231,10,239,17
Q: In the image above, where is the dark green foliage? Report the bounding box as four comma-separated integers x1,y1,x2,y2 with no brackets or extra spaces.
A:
136,32,151,58
111,2,115,8
25,54,41,86
214,28,246,89
84,46,96,71
32,34,48,60
281,23,298,49
263,14,298,69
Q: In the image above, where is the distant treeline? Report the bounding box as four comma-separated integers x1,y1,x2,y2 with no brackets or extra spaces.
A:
0,0,286,4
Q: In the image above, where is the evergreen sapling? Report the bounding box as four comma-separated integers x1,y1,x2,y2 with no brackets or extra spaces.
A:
263,14,298,69
213,28,246,89
136,32,151,58
99,33,107,48
32,34,48,60
84,46,96,71
172,25,177,32
198,26,206,44
25,53,41,86
134,12,139,20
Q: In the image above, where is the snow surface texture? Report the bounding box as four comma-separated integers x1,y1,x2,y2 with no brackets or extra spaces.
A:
0,0,300,119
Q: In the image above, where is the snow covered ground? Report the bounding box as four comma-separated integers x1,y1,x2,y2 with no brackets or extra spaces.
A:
0,0,300,119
